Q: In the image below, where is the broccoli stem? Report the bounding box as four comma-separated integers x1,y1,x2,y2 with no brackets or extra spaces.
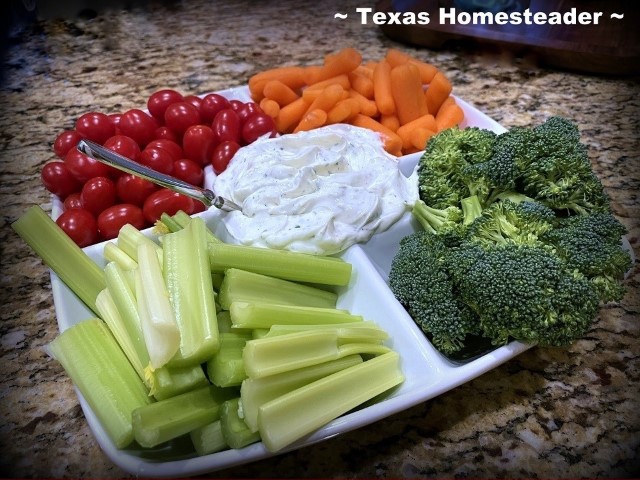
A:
461,195,483,225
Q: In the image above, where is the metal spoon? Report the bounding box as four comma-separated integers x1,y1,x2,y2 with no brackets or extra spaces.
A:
77,139,241,212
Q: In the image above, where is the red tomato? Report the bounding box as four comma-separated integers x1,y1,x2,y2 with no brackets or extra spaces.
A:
229,99,245,112
146,139,183,161
63,192,83,210
97,204,146,240
118,109,158,148
103,135,141,161
80,176,117,216
212,109,241,145
154,126,179,142
147,89,184,123
183,95,203,113
237,102,262,124
211,140,240,174
56,208,99,247
75,112,115,144
164,102,201,136
182,125,216,166
108,113,122,131
173,158,204,186
139,147,174,175
200,94,231,124
116,174,158,206
41,161,81,199
242,112,277,144
53,130,82,159
64,148,112,183
142,189,197,224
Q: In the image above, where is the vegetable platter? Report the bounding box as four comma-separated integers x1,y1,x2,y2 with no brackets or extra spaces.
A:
45,86,531,477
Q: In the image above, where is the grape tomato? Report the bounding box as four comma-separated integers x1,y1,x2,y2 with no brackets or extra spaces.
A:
80,176,117,216
237,102,262,123
211,140,240,174
212,109,241,145
147,89,184,122
242,112,277,144
97,204,146,240
116,174,158,206
164,101,201,136
140,147,174,175
182,125,216,166
41,161,81,199
142,189,198,224
119,109,158,148
56,208,99,247
53,130,82,159
64,149,112,183
200,94,231,124
63,192,83,210
75,112,115,144
154,126,179,143
173,158,204,186
146,139,183,161
103,135,141,161
183,95,203,113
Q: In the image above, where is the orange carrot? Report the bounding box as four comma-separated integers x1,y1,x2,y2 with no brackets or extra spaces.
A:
259,98,281,118
275,97,310,133
304,84,344,116
352,65,374,80
294,108,328,133
435,101,464,131
306,47,362,85
263,80,299,107
348,71,374,99
396,113,437,150
327,98,360,124
410,127,437,150
350,114,403,156
425,71,453,115
304,73,351,92
347,89,378,117
390,63,428,125
385,48,413,67
409,60,438,84
373,60,395,116
380,114,400,132
249,66,307,101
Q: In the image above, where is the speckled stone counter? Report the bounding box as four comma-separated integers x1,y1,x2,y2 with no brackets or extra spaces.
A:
1,0,638,477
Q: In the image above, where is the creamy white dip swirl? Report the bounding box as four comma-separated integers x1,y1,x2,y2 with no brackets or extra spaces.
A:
213,124,418,255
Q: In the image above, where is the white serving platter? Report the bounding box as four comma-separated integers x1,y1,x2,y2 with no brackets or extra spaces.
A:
49,87,530,477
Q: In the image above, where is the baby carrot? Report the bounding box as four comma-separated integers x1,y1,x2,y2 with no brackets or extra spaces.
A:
263,80,299,107
390,63,428,125
275,97,310,133
327,98,360,124
249,66,307,101
348,71,374,99
307,47,362,85
350,114,403,156
410,127,437,150
304,74,351,92
259,98,281,119
294,108,328,133
347,89,378,117
380,114,400,133
385,48,413,67
425,71,453,115
409,60,438,84
304,84,344,117
396,113,437,150
373,60,395,116
435,101,464,131
352,65,374,80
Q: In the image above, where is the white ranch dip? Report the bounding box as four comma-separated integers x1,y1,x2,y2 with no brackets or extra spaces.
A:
213,124,418,255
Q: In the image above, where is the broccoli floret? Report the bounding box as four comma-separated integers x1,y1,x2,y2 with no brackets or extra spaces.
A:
388,231,480,354
417,127,497,209
449,242,600,346
543,212,632,302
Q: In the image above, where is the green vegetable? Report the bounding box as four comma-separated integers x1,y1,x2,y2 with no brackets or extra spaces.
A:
11,205,105,315
48,319,151,449
118,223,163,267
229,302,363,329
190,420,227,456
220,397,261,449
206,332,251,388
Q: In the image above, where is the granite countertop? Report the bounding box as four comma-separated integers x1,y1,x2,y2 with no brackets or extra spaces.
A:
1,0,638,477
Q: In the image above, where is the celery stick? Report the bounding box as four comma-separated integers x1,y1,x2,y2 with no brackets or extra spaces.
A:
49,319,152,449
136,244,179,370
132,385,236,448
190,420,227,456
211,272,224,291
148,364,209,401
220,398,261,449
258,351,404,452
164,217,219,367
218,269,337,311
159,212,183,234
252,329,269,339
208,242,351,286
243,330,391,379
206,332,251,388
240,355,363,433
216,310,234,333
229,302,362,329
118,224,163,267
11,205,105,315
172,210,222,245
104,242,138,271
263,322,389,344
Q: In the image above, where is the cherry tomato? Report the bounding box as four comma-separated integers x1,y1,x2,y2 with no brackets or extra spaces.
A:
191,200,206,214
154,126,179,142
142,189,197,224
146,139,183,161
183,95,203,113
242,112,277,144
63,192,83,210
200,94,231,124
229,99,245,112
212,109,241,145
237,102,262,124
103,135,141,161
211,140,240,174
56,208,99,247
139,147,174,175
147,89,184,123
116,174,158,206
182,125,216,166
53,130,82,159
64,148,112,183
97,204,146,240
80,176,117,216
41,161,81,199
173,158,204,186
118,109,158,148
75,112,115,144
108,113,122,134
164,101,201,136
